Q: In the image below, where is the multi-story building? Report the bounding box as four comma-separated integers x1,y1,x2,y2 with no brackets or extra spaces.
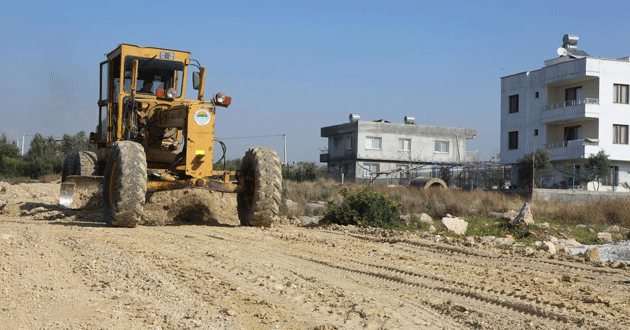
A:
320,114,477,183
501,35,630,190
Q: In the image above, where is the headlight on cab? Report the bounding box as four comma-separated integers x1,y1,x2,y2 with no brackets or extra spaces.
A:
214,93,231,107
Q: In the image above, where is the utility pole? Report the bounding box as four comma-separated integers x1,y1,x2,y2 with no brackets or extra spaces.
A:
282,133,287,165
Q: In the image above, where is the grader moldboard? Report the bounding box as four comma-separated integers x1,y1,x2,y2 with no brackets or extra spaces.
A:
60,44,282,227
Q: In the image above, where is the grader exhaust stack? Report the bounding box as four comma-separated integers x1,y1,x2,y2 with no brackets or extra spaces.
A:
60,44,281,227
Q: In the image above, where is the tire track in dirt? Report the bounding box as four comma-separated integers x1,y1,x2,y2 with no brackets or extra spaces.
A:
196,226,629,329
154,226,467,329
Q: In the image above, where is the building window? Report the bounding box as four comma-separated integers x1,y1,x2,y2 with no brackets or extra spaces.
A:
399,138,411,151
534,129,539,136
508,131,518,150
565,86,582,102
363,163,379,177
509,94,519,113
434,141,449,153
535,91,539,98
365,137,381,150
614,84,629,104
613,124,629,144
345,137,353,150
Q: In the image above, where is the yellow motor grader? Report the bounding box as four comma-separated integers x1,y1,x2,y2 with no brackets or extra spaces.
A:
60,44,282,227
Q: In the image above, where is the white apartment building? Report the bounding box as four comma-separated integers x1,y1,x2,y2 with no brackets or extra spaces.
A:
501,35,630,190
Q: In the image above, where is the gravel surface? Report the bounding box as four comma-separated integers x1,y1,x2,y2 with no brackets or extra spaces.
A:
571,240,630,263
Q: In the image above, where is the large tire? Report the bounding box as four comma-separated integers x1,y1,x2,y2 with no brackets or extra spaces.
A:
103,141,147,228
61,153,79,182
77,151,99,176
237,147,282,227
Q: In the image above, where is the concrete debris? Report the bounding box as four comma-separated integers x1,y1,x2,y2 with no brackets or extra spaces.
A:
428,225,436,233
512,203,534,227
441,217,468,236
597,232,613,243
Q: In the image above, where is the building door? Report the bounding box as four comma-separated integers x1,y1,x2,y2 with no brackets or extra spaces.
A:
564,126,581,144
565,86,582,103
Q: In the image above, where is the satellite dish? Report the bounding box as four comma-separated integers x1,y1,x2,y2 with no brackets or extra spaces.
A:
557,47,568,56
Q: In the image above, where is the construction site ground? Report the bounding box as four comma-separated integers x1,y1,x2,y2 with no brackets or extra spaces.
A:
1,182,630,329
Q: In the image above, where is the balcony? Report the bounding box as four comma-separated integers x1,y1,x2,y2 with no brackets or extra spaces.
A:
541,98,599,124
320,153,329,163
545,139,600,161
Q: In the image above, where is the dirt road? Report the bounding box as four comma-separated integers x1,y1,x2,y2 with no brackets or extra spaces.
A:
1,183,630,329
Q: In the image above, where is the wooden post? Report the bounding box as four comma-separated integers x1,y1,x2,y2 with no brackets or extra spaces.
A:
532,151,536,188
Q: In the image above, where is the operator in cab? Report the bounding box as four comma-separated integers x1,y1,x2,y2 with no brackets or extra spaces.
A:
139,80,153,94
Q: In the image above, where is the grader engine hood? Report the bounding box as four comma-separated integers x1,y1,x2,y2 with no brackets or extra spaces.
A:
148,102,217,177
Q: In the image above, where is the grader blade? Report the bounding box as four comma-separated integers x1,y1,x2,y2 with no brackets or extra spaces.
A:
59,175,103,209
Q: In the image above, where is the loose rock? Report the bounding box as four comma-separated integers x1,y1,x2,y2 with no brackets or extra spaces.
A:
597,232,613,243
538,241,556,255
585,247,601,262
512,203,534,227
1,202,20,215
441,217,468,236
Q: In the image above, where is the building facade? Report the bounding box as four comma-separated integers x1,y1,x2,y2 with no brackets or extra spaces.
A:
501,35,630,190
320,114,477,184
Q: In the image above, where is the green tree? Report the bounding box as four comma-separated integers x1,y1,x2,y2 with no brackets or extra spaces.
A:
517,148,552,187
585,150,611,191
60,131,92,155
0,133,21,177
283,162,317,182
23,133,64,178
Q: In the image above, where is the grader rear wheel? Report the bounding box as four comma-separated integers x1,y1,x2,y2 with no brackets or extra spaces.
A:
77,151,99,176
237,147,282,227
103,141,147,228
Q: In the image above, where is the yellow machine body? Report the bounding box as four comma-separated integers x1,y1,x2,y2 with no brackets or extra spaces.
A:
94,44,221,180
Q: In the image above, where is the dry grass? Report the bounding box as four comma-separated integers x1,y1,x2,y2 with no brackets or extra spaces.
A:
532,198,630,227
283,180,630,228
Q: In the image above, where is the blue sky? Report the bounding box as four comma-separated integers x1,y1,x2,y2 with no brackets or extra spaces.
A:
2,0,629,162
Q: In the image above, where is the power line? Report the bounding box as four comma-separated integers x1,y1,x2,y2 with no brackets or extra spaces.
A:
216,134,283,140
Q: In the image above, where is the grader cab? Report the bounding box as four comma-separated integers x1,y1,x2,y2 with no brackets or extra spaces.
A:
60,44,282,227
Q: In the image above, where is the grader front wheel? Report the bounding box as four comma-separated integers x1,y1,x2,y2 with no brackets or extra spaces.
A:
237,147,282,227
103,141,147,228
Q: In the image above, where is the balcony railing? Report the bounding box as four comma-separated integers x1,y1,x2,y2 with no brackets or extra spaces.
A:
545,138,599,149
543,98,599,111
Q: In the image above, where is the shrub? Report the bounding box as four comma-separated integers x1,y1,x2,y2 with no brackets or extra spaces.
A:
323,186,402,229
